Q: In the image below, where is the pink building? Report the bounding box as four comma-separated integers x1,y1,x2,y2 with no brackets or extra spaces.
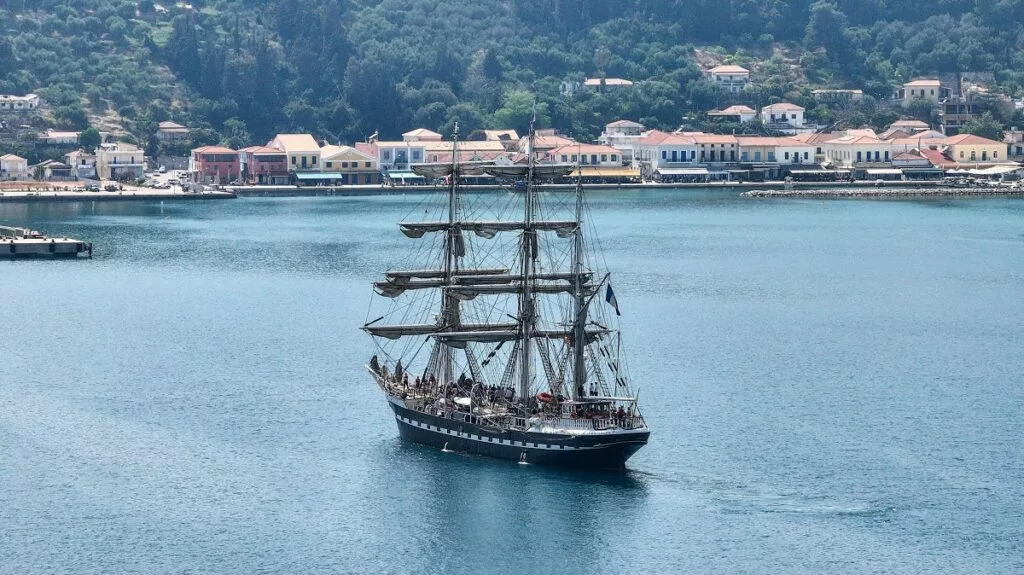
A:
238,146,289,185
190,146,240,184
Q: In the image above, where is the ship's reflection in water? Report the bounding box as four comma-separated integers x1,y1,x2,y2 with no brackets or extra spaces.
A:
374,439,650,574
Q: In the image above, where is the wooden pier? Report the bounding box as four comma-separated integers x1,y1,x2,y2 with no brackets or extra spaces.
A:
0,225,92,259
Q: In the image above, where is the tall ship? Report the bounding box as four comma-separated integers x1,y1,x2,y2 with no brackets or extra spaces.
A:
362,121,649,470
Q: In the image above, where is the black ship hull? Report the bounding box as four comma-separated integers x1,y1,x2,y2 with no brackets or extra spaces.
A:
388,401,648,470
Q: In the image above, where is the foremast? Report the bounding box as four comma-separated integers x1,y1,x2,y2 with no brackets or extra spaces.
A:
438,122,463,388
518,119,537,405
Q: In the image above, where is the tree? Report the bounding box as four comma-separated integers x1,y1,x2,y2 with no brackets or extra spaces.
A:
904,98,936,124
80,127,102,150
962,112,1004,141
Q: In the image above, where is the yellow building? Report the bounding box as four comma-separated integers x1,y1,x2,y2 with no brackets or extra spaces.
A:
943,134,1006,163
268,134,321,171
319,145,380,185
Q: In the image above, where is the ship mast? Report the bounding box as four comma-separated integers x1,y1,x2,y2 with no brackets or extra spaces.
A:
570,172,586,400
518,115,537,403
439,122,462,387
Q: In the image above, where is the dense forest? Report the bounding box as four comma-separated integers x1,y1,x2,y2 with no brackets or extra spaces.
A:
2,0,1024,154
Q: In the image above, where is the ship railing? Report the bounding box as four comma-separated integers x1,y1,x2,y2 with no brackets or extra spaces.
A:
540,416,646,431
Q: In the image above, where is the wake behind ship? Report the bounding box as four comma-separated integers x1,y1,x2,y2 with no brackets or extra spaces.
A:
362,122,650,470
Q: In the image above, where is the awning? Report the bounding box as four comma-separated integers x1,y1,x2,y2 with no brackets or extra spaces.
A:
576,166,641,178
865,168,903,175
657,168,708,176
295,172,346,180
385,170,425,180
969,165,1020,175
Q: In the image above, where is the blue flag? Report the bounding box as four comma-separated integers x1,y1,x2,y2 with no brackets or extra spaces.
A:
605,284,621,316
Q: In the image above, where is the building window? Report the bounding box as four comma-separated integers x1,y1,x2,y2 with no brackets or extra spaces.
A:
291,156,296,164
784,152,790,160
342,162,349,168
590,154,598,164
791,114,796,120
742,151,749,161
960,151,965,158
326,162,333,168
412,150,421,161
312,157,317,165
601,154,607,162
382,150,391,161
994,151,998,159
365,162,371,168
804,152,809,159
768,152,775,161
661,151,667,160
611,154,617,162
754,151,760,161
561,155,568,162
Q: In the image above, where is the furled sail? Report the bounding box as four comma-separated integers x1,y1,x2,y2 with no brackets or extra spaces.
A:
444,283,596,300
363,322,519,339
386,268,508,281
411,162,494,178
433,328,610,348
400,220,578,238
485,164,575,179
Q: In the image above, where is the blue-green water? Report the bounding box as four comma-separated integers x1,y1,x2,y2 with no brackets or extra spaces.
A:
2,192,1022,574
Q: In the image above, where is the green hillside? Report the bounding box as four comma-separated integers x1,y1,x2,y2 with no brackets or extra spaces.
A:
2,0,1024,153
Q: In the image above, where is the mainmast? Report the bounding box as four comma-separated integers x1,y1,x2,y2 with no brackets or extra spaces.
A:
570,172,586,400
518,116,537,404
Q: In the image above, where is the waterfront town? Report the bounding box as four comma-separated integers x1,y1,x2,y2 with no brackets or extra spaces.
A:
3,72,1024,192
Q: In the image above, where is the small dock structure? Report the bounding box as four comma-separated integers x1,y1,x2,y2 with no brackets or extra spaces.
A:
0,225,92,258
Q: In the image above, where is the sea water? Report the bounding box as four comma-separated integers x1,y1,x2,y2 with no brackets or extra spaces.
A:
1,192,1021,574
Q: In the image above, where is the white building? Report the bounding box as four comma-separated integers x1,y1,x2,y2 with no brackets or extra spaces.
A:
706,65,750,94
598,120,646,164
760,103,805,129
708,105,757,123
736,137,814,165
895,79,944,107
0,94,40,112
0,154,29,180
633,131,695,168
64,150,98,180
547,143,623,167
95,142,146,180
38,130,80,145
822,135,894,167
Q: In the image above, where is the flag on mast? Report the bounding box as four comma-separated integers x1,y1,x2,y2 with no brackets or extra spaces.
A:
605,284,621,316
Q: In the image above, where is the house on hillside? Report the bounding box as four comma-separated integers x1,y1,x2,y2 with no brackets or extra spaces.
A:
267,133,321,172
879,119,932,140
0,94,40,112
706,65,749,94
708,105,757,123
38,130,80,146
584,78,634,91
0,154,29,180
894,79,947,107
238,146,289,185
811,89,864,104
190,145,240,184
760,103,806,132
157,121,190,142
